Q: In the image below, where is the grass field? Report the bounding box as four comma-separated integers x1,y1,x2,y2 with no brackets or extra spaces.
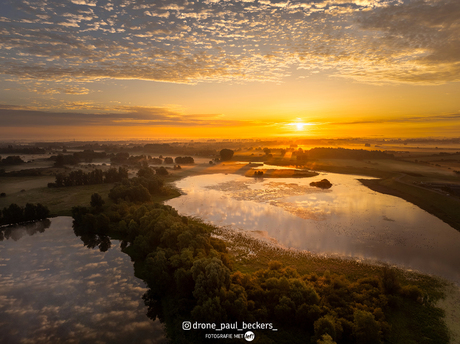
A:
0,180,115,216
360,177,460,232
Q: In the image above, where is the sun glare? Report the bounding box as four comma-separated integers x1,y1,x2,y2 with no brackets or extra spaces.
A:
287,120,311,132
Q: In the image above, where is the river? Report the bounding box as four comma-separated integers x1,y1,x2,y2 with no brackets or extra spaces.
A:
0,217,165,344
166,172,460,285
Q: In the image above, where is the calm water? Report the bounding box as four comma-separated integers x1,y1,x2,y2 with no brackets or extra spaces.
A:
167,173,460,284
0,217,165,344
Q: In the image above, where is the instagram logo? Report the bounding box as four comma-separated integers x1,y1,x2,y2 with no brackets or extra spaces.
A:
182,321,192,330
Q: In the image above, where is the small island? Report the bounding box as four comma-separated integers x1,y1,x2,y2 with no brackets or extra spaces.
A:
310,178,333,189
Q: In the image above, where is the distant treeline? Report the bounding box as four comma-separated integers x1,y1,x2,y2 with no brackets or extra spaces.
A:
110,153,192,166
0,146,45,154
296,148,395,161
49,150,107,166
71,180,438,344
0,156,25,165
1,203,50,226
144,143,216,157
110,153,172,166
48,167,128,188
0,169,42,177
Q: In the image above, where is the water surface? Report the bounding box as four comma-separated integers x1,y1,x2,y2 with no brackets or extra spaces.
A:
167,173,460,284
0,217,165,344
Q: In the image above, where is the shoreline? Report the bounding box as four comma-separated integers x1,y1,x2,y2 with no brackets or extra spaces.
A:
213,225,457,343
359,177,460,233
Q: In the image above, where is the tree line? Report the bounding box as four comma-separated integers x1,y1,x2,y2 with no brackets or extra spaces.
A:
110,153,193,166
70,179,440,344
51,150,107,166
1,203,50,226
48,167,128,188
0,156,25,165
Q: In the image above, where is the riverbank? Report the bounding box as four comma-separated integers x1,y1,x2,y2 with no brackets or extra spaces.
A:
359,177,460,232
213,225,453,344
244,169,318,178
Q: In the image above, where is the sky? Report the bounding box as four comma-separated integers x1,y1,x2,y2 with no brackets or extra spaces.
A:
0,0,459,140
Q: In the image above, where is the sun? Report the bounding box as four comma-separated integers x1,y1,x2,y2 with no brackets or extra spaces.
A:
285,119,314,135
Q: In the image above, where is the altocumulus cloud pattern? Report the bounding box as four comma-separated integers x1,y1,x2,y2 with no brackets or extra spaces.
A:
1,0,459,89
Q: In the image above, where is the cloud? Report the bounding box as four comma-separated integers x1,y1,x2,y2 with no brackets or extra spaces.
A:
332,113,460,126
0,0,458,87
63,86,90,94
0,104,251,127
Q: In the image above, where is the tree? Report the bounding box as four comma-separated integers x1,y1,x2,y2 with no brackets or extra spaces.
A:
192,257,231,302
156,166,169,176
381,266,400,294
35,203,50,219
55,173,65,187
137,166,155,178
314,316,340,343
54,154,65,167
317,334,336,344
219,149,234,161
353,310,381,344
90,193,105,208
274,296,296,323
3,203,23,223
24,203,37,221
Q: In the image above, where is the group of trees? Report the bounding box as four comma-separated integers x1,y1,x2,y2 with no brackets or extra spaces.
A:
52,150,107,166
108,173,166,204
111,152,144,165
52,154,79,166
137,165,169,177
1,203,50,226
0,156,25,165
48,167,128,187
110,153,177,166
174,156,194,164
219,149,234,161
0,146,45,154
71,179,429,344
